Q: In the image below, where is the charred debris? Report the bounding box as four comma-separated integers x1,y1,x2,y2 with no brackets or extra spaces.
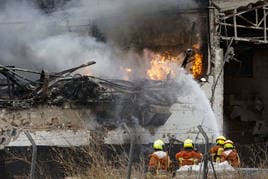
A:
0,62,181,128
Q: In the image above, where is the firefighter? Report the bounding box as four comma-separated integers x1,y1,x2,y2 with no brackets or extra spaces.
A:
147,139,171,177
209,135,226,163
220,140,240,167
175,139,202,167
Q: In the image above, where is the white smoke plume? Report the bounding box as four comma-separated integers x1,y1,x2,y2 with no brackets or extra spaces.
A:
0,0,198,78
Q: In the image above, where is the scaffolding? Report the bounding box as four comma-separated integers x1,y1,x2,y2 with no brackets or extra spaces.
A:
217,0,268,44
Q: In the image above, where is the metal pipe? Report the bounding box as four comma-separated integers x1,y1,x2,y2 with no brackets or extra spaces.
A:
209,159,218,179
219,22,267,30
1,65,40,84
53,61,96,77
0,66,40,75
0,65,64,78
221,4,266,20
233,9,238,39
256,9,258,25
122,123,136,179
127,133,135,179
264,8,267,42
197,125,218,179
197,125,209,179
25,131,37,179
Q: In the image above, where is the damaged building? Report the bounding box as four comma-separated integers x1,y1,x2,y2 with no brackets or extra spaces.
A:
214,0,268,143
0,0,216,144
0,0,268,178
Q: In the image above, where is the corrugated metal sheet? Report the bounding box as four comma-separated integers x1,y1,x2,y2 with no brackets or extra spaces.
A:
7,130,91,147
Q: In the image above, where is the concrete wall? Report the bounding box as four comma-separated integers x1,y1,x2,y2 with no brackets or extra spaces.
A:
0,107,96,148
211,48,224,131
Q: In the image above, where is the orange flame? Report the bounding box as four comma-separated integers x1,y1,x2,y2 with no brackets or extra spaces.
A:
192,43,201,50
120,66,133,80
80,67,93,76
125,68,132,73
191,44,203,78
146,51,179,80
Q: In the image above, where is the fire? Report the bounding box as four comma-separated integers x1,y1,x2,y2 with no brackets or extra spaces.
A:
80,67,93,76
146,51,179,80
120,66,133,80
192,43,201,50
125,68,132,73
191,44,203,78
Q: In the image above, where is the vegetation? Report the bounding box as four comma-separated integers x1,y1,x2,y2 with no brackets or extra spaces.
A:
4,142,268,178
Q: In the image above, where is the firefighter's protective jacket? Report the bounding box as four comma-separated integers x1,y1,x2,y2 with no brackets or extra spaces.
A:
148,151,170,174
220,149,240,167
175,149,202,167
209,145,224,162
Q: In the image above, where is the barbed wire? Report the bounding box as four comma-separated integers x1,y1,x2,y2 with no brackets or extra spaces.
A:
0,125,258,134
0,127,258,136
2,131,245,144
1,119,263,148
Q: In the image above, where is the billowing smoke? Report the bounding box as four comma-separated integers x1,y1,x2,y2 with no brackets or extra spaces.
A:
0,0,199,79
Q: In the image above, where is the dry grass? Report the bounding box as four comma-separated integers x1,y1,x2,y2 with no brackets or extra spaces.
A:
238,143,268,168
48,145,147,179
235,143,268,179
4,132,146,179
5,142,268,178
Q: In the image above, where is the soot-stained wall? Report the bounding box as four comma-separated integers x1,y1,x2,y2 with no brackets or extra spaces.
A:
224,47,268,144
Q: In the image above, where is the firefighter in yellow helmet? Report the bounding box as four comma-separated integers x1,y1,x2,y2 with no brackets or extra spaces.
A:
175,139,202,167
220,140,240,167
147,139,171,177
209,135,226,162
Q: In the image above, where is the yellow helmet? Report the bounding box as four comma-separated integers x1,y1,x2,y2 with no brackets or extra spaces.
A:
216,135,226,145
224,140,234,149
184,139,194,148
153,139,164,150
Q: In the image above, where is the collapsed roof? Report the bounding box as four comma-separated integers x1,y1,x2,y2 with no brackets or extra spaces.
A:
0,62,180,129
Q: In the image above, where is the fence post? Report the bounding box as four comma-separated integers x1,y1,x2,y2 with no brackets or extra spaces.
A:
25,131,37,179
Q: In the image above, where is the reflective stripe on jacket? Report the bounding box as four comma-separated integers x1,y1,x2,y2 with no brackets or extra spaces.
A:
220,149,240,167
209,145,224,162
148,151,170,174
175,150,202,167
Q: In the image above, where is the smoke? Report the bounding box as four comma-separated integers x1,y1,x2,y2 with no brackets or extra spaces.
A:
0,0,199,78
59,0,199,44
106,69,220,144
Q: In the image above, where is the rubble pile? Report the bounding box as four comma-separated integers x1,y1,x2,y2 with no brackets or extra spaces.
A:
0,62,180,129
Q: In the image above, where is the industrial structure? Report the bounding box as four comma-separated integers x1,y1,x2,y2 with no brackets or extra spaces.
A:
214,0,268,143
0,0,268,178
